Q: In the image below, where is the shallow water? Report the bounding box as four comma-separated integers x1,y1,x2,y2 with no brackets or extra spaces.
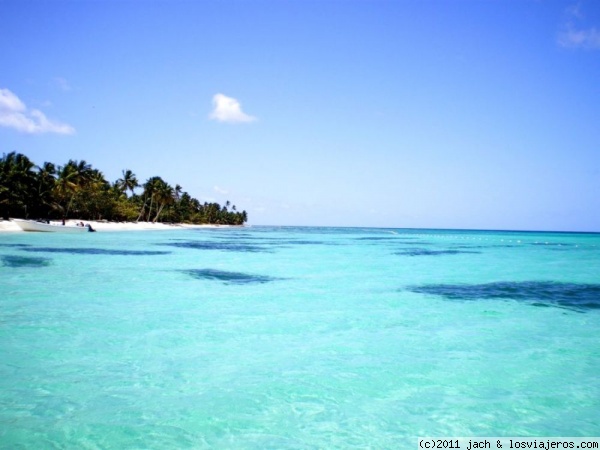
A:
1,226,599,448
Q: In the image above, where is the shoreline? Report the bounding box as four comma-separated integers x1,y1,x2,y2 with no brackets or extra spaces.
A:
0,219,236,233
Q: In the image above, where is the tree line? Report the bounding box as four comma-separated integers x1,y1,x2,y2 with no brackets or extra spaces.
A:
0,151,248,225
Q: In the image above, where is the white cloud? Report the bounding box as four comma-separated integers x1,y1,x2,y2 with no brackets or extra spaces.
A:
558,2,600,49
565,2,583,20
0,88,75,135
209,93,257,123
213,185,229,195
558,25,600,49
53,77,72,92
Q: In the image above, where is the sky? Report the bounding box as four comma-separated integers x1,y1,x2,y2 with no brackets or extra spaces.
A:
1,0,599,231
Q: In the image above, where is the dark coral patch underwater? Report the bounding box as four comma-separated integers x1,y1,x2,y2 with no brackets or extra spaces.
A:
408,281,600,311
1,255,51,267
355,236,406,241
21,247,171,256
163,238,334,252
162,240,269,253
395,248,481,256
184,269,281,284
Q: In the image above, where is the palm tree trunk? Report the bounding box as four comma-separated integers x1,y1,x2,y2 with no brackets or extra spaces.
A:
154,202,165,222
136,196,147,222
66,194,76,218
147,196,154,222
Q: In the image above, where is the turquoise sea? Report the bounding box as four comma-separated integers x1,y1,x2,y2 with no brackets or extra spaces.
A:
1,226,599,448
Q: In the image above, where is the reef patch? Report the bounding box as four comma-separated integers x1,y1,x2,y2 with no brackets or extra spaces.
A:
408,281,600,311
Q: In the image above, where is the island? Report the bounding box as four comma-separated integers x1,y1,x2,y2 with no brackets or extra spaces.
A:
0,151,248,226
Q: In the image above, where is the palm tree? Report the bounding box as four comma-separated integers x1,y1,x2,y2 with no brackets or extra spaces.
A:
54,163,78,221
71,160,93,187
153,181,174,222
34,161,56,218
37,162,56,184
0,151,250,225
174,184,182,201
54,159,94,218
204,202,221,224
0,152,37,219
188,197,201,222
138,176,163,221
80,169,110,219
116,169,139,197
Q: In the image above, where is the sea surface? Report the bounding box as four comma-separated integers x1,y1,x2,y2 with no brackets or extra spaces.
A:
1,226,599,448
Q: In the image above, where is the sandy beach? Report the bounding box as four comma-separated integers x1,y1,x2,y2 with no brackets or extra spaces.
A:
0,219,231,233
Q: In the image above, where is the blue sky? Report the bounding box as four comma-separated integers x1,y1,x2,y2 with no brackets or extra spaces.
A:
1,0,599,231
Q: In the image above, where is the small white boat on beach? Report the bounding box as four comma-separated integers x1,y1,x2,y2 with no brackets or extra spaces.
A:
12,219,95,233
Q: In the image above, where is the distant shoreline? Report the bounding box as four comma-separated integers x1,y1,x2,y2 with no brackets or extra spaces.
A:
0,219,238,233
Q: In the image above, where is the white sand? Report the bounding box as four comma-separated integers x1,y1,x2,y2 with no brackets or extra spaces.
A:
0,220,21,232
0,219,232,233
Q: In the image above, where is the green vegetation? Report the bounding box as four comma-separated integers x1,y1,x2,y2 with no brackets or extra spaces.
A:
0,151,248,225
